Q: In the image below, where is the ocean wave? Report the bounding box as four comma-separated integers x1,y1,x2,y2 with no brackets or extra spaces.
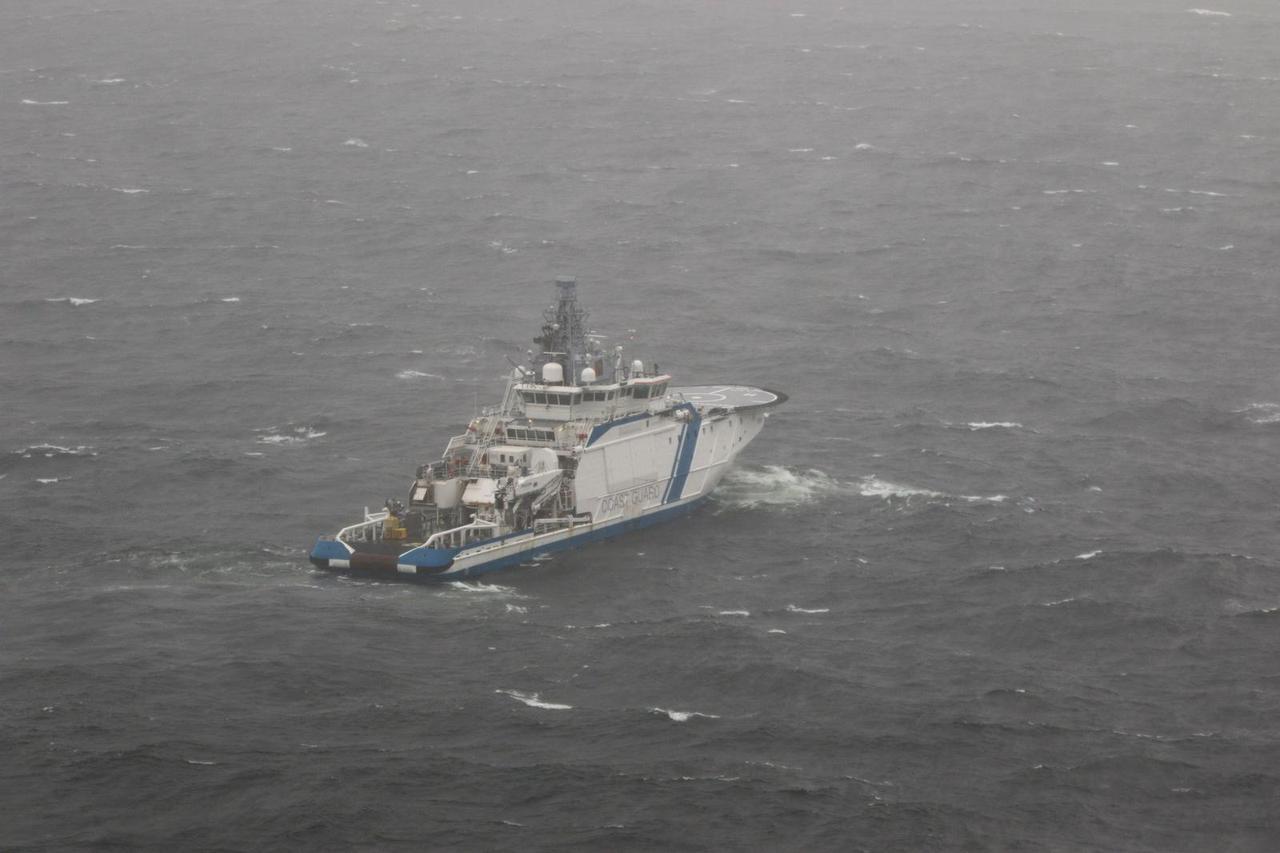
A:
965,421,1023,431
496,689,571,710
650,707,719,722
444,581,523,597
785,604,829,614
1234,402,1280,425
21,99,70,105
44,297,98,306
860,476,1009,505
1187,8,1231,17
13,443,96,458
714,465,840,509
396,369,445,380
255,426,327,445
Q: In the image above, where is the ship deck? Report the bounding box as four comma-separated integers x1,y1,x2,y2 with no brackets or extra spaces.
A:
671,385,788,412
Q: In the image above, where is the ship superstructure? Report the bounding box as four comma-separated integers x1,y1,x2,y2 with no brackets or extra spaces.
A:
309,278,785,580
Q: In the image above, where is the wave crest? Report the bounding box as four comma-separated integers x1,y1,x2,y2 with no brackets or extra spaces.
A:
715,465,840,509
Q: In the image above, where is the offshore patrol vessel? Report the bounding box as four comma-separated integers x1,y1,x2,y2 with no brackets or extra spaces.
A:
309,278,785,580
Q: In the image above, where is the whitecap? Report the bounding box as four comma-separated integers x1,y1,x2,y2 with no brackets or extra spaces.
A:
15,443,95,457
397,369,445,380
1043,597,1077,607
1075,550,1101,560
496,689,572,710
716,465,839,509
651,707,720,722
859,476,946,500
1187,8,1231,16
1236,403,1280,424
36,478,60,484
961,494,1008,503
95,78,126,84
256,427,327,445
44,297,98,306
788,147,814,152
185,758,218,766
220,296,240,303
718,610,750,617
767,629,787,634
967,421,1022,430
110,187,149,194
855,142,874,150
21,99,70,105
343,138,369,148
505,604,527,614
445,581,522,596
786,604,830,614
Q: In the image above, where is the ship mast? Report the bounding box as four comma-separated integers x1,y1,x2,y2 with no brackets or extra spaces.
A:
533,276,591,385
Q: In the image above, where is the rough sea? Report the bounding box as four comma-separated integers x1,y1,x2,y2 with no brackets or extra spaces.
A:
4,1,1280,849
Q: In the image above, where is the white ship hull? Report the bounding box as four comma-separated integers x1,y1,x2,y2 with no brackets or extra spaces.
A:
309,279,783,582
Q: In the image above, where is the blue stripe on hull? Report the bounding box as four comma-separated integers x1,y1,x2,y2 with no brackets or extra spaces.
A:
312,497,709,583
664,404,701,504
449,496,709,579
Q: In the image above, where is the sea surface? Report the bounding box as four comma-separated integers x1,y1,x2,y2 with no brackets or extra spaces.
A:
4,1,1280,849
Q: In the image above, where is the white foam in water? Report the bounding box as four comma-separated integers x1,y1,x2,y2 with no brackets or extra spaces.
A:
651,707,720,722
111,187,149,194
967,421,1023,430
718,610,750,617
256,427,327,445
396,370,445,380
445,581,522,597
36,478,60,484
786,604,830,614
22,99,70,105
343,138,369,148
220,297,240,303
496,689,572,710
716,465,840,509
859,476,946,500
1076,550,1101,560
861,475,1007,504
45,297,98,306
1187,8,1231,16
1235,403,1280,424
16,444,95,457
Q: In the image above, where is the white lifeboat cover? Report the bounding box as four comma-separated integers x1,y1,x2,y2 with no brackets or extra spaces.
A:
462,478,497,506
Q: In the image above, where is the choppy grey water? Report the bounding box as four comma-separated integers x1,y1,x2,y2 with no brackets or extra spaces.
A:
4,1,1280,850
